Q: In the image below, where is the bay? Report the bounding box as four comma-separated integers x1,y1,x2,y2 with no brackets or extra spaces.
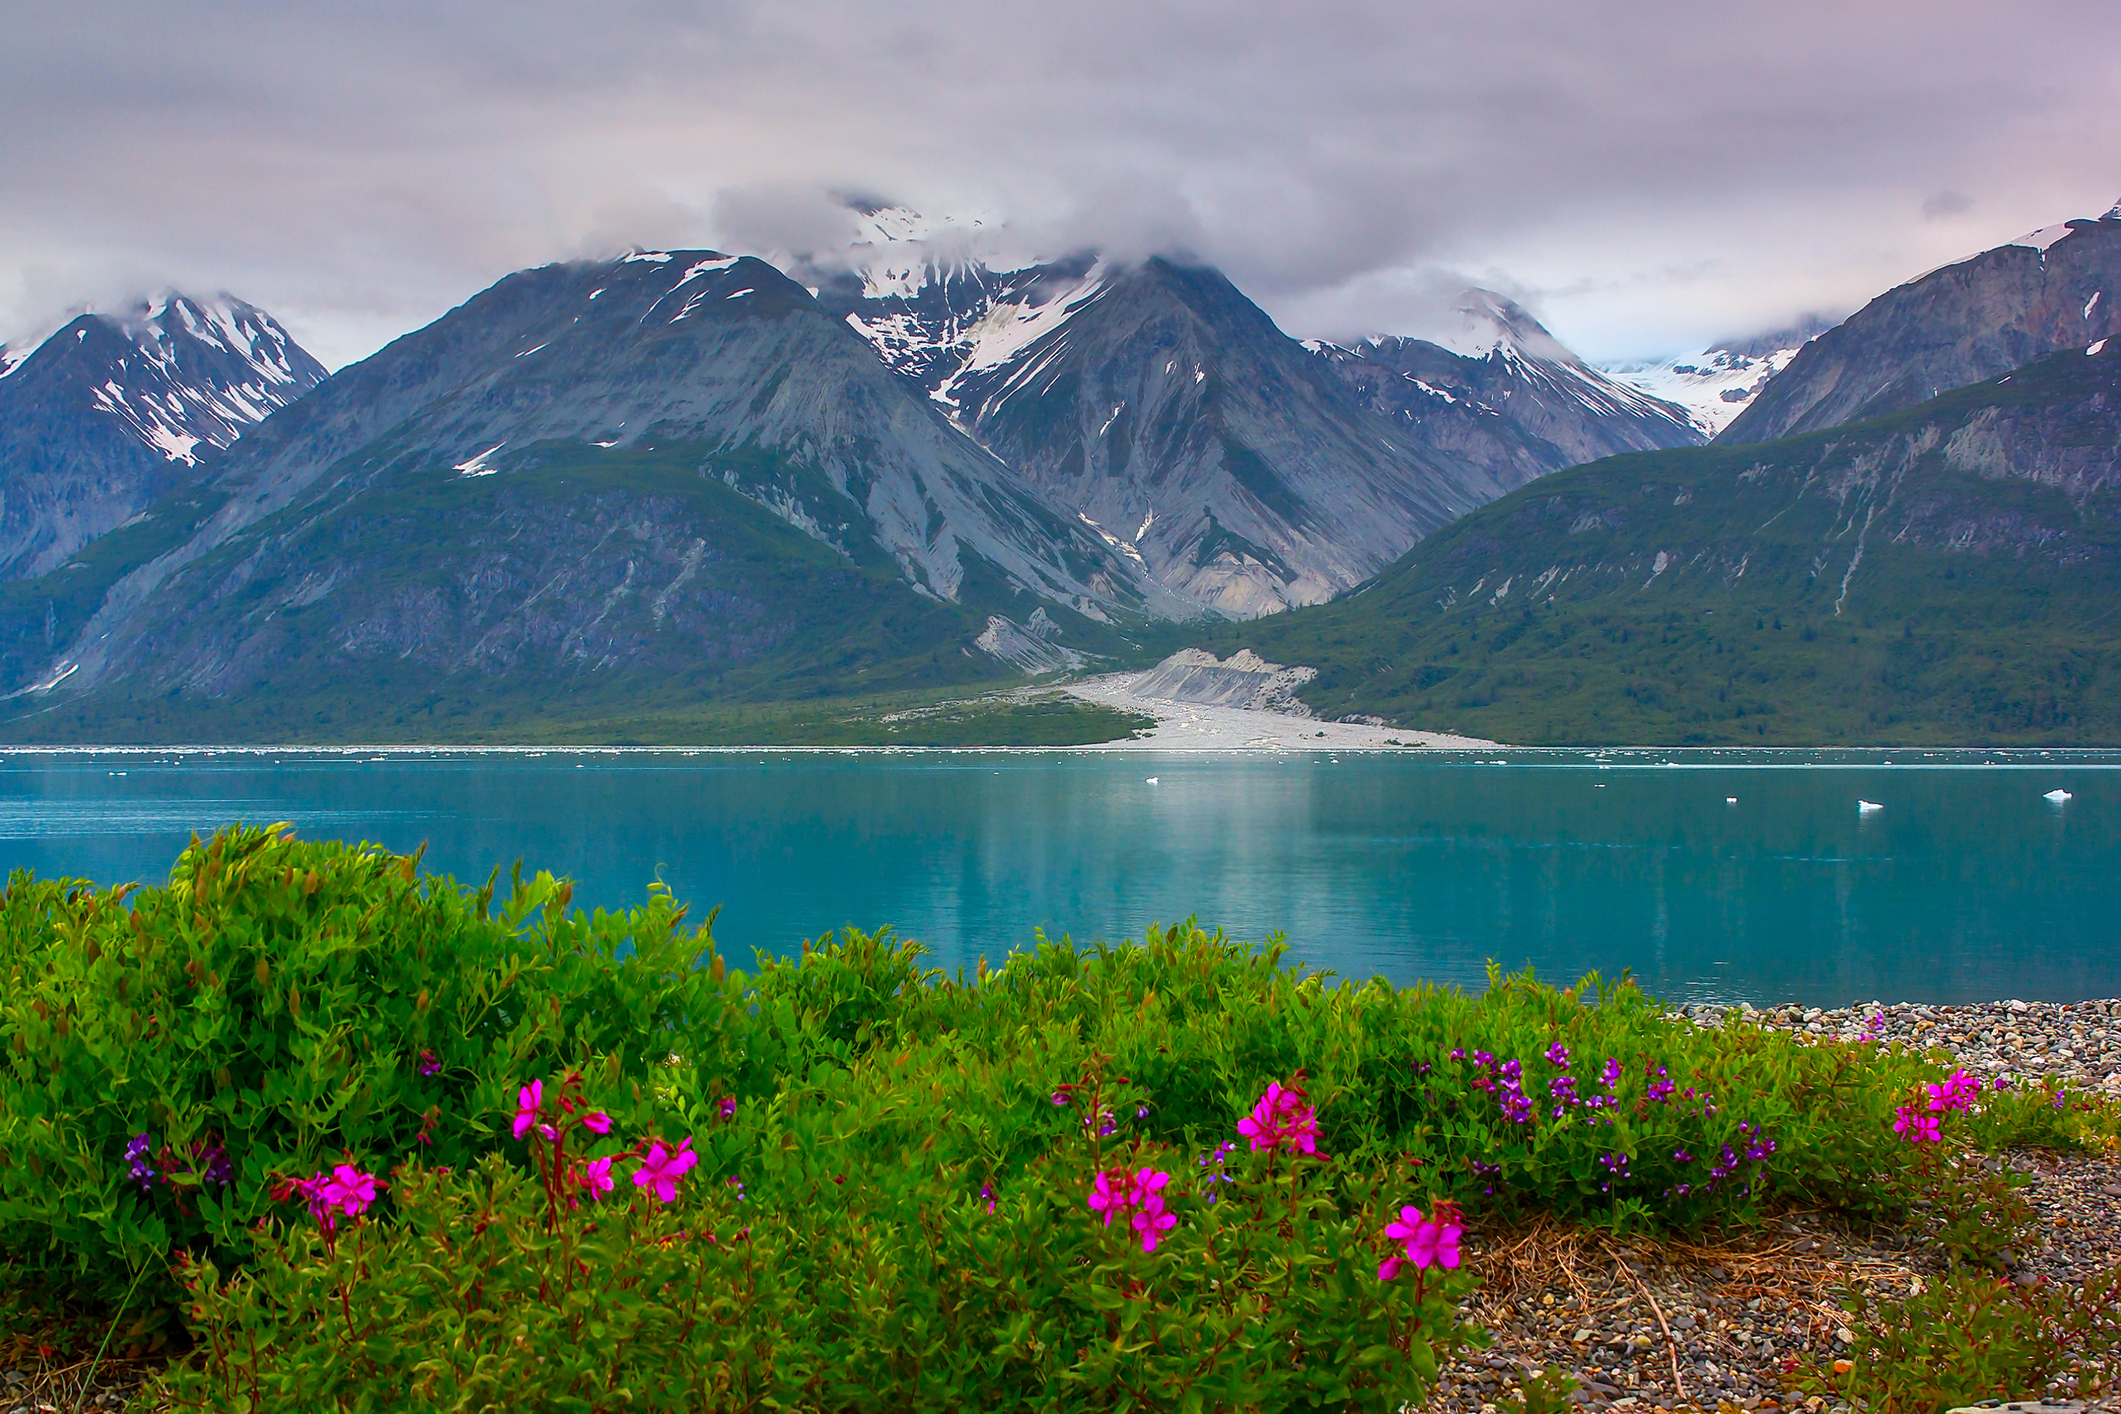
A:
0,746,2113,1008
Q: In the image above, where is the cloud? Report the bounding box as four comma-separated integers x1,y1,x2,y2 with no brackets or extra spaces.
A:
1,0,2116,366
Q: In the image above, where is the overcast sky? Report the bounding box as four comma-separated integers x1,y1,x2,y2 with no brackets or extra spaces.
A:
4,0,2117,369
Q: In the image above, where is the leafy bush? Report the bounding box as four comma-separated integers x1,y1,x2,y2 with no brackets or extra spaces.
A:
161,1066,1480,1412
0,824,724,1293
1809,1266,2121,1412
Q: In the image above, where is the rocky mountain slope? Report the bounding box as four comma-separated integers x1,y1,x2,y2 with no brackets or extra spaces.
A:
0,251,1176,739
822,247,1511,618
1208,337,2121,745
1312,290,1702,483
0,295,325,579
1719,204,2121,444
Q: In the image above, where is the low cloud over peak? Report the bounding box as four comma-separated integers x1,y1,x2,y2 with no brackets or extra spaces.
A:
2,0,2115,368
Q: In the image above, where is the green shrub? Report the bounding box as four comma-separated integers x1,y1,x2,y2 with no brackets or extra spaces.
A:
1808,1266,2121,1412
158,1071,1481,1412
0,824,725,1294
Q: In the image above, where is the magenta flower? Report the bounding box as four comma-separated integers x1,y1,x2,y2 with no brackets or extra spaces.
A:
632,1138,698,1203
1408,1216,1463,1270
1088,1167,1180,1250
1087,1169,1129,1227
1379,1201,1464,1279
1132,1194,1178,1253
1237,1080,1320,1155
579,1111,613,1135
1926,1069,1979,1114
1892,1104,1943,1143
579,1156,616,1200
512,1080,545,1141
323,1164,381,1218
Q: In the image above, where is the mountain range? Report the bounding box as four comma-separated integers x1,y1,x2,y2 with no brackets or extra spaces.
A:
1207,321,2121,744
3,197,2117,743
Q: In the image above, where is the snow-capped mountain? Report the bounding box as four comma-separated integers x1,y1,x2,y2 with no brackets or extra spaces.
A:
822,244,1508,618
14,248,1182,710
1720,202,2121,444
1312,290,1703,483
0,294,326,579
1601,317,1833,437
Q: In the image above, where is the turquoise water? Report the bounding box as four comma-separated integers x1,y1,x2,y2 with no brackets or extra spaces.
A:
0,747,2114,1007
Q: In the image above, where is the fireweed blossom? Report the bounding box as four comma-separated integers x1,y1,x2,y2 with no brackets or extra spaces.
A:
1927,1070,1980,1113
1893,1105,1943,1143
1378,1202,1464,1280
512,1081,553,1142
1238,1081,1320,1155
632,1138,698,1203
577,1156,616,1200
1087,1167,1179,1252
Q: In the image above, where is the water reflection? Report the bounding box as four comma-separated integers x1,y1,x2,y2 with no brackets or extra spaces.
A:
0,747,2114,1007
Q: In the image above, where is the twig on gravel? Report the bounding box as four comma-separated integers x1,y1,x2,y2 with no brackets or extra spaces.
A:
1601,1239,1688,1404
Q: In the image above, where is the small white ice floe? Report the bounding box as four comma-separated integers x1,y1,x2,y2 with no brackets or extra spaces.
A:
1726,797,1737,805
1857,799,1884,813
2045,788,2074,803
1145,777,1159,785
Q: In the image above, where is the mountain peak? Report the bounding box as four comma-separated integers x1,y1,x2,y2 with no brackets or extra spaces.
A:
1422,289,1582,366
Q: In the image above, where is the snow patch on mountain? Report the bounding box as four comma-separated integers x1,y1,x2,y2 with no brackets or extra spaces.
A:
1602,316,1835,437
78,294,326,464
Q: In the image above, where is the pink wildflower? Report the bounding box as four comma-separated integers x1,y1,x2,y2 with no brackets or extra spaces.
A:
632,1138,699,1203
578,1156,616,1200
1132,1194,1178,1253
512,1080,545,1141
1237,1080,1320,1155
1892,1104,1943,1143
1086,1168,1130,1227
1379,1200,1464,1279
579,1111,613,1135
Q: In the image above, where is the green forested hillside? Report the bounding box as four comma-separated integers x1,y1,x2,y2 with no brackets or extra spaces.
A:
1207,342,2121,744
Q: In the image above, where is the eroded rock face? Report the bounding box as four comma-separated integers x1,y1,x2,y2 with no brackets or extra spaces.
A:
1129,648,1317,715
1720,210,2121,445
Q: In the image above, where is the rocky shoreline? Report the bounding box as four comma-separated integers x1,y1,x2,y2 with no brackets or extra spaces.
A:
1425,997,2121,1413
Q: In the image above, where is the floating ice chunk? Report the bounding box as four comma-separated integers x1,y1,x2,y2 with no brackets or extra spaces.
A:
1145,776,1159,785
1857,800,1883,813
2045,789,2073,803
1726,797,1738,805
2090,339,2109,356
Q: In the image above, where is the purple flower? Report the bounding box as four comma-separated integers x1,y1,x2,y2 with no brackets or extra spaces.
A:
718,1095,738,1120
124,1134,155,1193
1544,1042,1571,1068
417,1049,441,1078
1600,1057,1622,1088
